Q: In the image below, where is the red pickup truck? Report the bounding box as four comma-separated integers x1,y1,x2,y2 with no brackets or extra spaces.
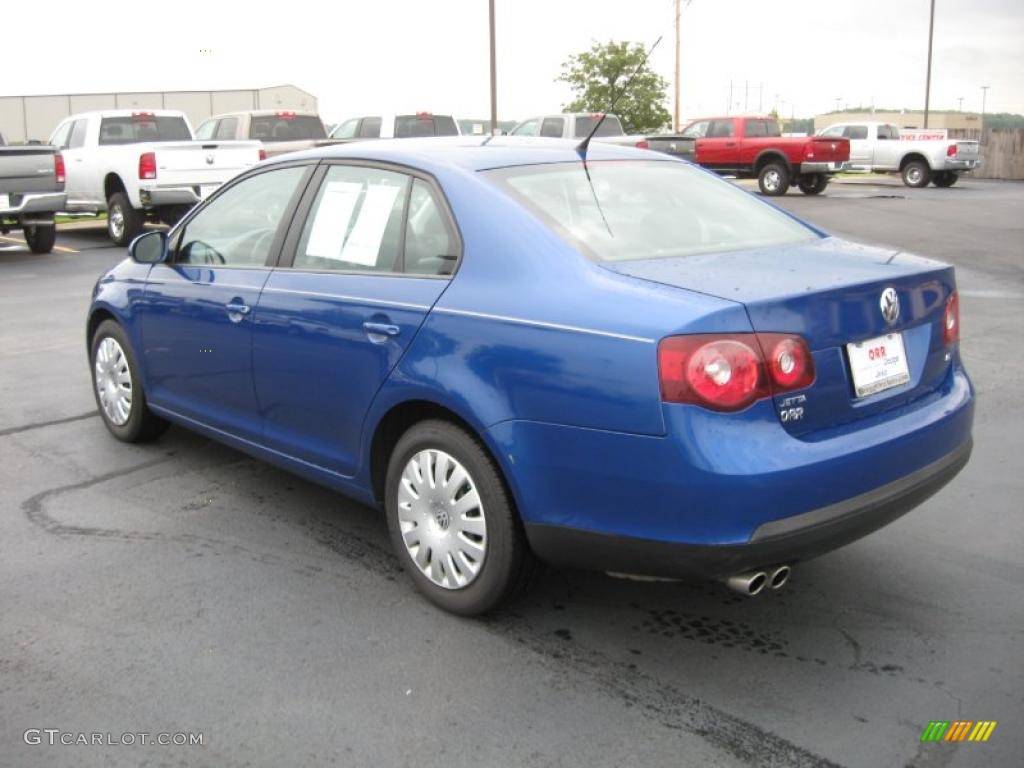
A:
670,116,850,196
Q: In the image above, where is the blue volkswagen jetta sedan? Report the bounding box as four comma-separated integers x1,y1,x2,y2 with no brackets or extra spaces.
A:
87,138,973,614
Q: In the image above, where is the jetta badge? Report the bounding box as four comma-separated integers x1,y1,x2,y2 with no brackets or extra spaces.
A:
880,287,900,324
205,154,215,165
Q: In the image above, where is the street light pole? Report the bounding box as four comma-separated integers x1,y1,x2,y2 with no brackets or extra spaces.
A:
980,85,989,141
924,0,935,128
489,0,498,135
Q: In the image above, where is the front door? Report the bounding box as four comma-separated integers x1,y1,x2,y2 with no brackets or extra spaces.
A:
141,164,311,440
252,163,458,476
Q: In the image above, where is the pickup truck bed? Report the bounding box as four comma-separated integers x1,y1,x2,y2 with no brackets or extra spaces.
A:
0,137,65,254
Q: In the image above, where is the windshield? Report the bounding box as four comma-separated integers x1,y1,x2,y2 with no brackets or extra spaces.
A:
98,115,192,144
486,160,817,262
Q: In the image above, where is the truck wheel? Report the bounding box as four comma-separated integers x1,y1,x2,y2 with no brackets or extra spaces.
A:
933,171,958,188
901,160,931,188
758,162,790,196
23,221,57,254
107,193,143,247
797,174,829,195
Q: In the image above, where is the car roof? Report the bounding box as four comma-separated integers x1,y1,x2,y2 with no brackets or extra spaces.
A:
266,136,675,172
66,109,187,119
206,110,320,119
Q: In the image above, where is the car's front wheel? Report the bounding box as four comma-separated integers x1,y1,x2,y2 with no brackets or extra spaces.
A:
385,420,537,615
90,319,168,442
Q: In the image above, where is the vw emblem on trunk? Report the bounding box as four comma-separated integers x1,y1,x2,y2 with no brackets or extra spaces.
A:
880,288,900,324
205,154,214,165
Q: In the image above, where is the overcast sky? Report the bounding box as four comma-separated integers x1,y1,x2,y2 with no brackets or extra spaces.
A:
5,0,1022,123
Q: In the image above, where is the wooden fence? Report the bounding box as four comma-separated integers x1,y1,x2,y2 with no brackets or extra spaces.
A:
975,129,1024,180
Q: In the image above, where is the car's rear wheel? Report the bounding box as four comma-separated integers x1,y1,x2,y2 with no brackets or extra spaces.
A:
797,174,828,195
107,192,143,247
758,162,790,196
23,219,56,253
90,319,168,442
385,419,537,615
901,160,931,188
932,171,958,187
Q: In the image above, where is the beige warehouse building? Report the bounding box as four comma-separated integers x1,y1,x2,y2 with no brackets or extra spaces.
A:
0,84,316,144
814,110,983,139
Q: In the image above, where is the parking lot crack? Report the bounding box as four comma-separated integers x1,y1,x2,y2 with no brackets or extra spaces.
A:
0,410,98,438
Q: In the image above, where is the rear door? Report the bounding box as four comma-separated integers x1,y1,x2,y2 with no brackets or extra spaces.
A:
251,162,458,475
141,164,312,440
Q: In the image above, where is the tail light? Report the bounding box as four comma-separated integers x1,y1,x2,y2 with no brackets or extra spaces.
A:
258,148,267,162
54,154,65,185
947,143,957,158
138,152,157,180
943,291,959,345
635,140,650,150
276,111,296,119
658,333,815,412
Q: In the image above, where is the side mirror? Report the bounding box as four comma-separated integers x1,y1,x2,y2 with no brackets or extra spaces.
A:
129,230,168,264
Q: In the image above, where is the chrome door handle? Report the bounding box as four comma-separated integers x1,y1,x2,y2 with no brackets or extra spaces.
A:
226,301,251,318
363,321,400,338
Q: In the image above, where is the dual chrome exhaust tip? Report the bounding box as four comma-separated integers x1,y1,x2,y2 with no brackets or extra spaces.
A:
724,564,791,596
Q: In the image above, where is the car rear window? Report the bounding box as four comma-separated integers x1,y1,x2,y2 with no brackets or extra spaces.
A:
249,115,326,142
394,115,459,138
486,160,816,262
98,115,192,145
574,115,624,138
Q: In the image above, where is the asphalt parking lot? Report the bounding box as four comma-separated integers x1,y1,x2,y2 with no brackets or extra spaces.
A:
1,177,1022,768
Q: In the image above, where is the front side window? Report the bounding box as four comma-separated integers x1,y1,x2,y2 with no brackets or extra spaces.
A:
820,125,845,137
332,118,360,139
194,120,217,140
681,120,709,139
50,121,73,149
845,125,868,140
707,120,734,138
359,117,382,139
487,160,816,262
512,119,541,137
68,120,87,149
176,166,307,267
98,115,191,144
294,165,409,273
540,118,565,138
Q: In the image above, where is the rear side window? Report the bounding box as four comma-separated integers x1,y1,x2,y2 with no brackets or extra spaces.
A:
249,115,326,142
405,179,457,276
214,117,238,140
540,117,565,138
176,166,307,267
359,117,382,138
574,115,623,137
844,125,868,140
294,165,409,273
745,120,781,138
394,114,459,138
98,115,191,144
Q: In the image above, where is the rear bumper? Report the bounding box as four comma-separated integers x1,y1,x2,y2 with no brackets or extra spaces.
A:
139,185,216,207
798,161,845,174
525,438,971,578
939,159,978,171
1,191,66,217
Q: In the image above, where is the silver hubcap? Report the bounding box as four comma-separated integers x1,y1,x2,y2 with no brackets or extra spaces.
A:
397,449,486,590
109,206,125,240
907,167,922,184
764,170,780,192
94,337,132,426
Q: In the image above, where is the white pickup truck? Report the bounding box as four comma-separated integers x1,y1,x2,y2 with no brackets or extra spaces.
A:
816,121,979,188
509,113,652,148
49,110,262,244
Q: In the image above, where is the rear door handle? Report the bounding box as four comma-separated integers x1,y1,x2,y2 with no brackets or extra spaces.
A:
363,321,400,339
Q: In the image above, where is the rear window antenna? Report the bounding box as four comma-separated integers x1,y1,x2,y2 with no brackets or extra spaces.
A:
577,36,663,158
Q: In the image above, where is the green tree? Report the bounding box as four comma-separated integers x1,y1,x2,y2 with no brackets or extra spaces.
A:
558,41,670,134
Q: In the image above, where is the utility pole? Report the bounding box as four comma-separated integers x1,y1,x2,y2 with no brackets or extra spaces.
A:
488,0,498,135
727,80,733,114
981,85,989,140
744,80,748,112
957,96,963,112
674,0,681,131
924,0,935,128
835,97,841,112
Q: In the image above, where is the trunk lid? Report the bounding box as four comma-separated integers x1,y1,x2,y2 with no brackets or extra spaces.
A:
607,237,956,436
150,141,260,185
0,146,60,195
952,140,979,161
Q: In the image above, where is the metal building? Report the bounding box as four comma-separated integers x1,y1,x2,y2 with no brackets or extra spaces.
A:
0,84,317,144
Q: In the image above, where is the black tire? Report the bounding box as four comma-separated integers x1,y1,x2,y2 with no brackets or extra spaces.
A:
797,174,829,195
385,419,538,615
933,171,958,188
106,192,144,247
90,319,169,443
901,160,931,188
23,220,56,253
757,161,790,196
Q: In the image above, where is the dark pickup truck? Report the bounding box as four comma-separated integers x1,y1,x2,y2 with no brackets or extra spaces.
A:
654,116,850,196
0,131,66,253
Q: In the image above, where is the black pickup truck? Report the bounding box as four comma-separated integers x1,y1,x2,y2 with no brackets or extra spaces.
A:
0,131,66,254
